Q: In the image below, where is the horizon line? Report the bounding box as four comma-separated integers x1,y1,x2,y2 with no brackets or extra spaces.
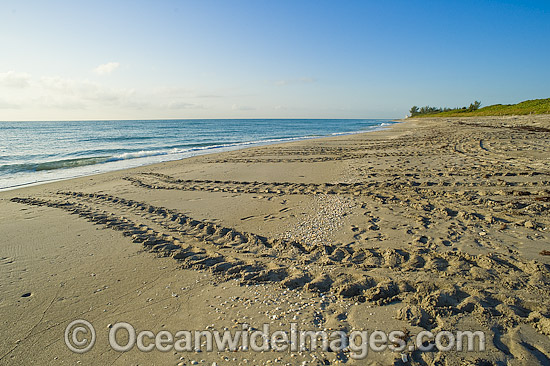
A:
0,117,400,122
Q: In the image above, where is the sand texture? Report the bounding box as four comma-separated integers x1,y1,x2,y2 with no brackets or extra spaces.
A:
1,115,550,365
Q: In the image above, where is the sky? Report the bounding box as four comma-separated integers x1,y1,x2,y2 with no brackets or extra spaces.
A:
0,0,549,120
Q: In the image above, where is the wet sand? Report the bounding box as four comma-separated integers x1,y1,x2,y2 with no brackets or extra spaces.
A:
1,115,550,365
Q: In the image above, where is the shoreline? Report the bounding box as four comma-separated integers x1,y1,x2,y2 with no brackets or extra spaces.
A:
0,120,399,193
1,115,549,365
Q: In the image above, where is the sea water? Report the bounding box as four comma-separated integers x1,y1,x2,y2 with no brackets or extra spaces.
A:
0,119,396,190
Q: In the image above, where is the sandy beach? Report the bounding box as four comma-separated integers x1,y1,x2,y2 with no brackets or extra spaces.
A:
1,115,550,365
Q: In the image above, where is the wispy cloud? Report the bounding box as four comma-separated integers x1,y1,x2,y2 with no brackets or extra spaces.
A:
274,77,317,86
1,68,232,118
151,86,223,99
0,98,21,109
40,76,135,103
162,101,203,110
231,104,255,111
37,96,87,110
93,62,120,75
0,71,32,88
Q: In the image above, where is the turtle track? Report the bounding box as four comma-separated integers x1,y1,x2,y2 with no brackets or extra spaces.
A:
11,193,550,337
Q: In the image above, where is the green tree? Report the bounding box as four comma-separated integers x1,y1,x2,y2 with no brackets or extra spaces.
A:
468,101,481,111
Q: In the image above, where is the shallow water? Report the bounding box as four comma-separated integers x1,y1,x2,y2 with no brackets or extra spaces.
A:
0,118,395,190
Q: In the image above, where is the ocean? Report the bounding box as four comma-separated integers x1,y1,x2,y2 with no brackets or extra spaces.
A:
0,119,396,190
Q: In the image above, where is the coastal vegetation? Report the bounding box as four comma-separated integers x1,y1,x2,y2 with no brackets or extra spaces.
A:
409,98,550,118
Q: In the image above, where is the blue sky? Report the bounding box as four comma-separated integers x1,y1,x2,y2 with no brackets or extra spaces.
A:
0,0,548,120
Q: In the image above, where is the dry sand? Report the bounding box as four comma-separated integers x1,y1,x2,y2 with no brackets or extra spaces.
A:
1,115,549,365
